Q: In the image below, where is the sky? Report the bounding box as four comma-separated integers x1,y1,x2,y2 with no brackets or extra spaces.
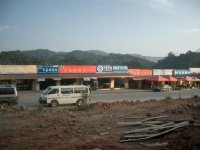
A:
0,0,200,57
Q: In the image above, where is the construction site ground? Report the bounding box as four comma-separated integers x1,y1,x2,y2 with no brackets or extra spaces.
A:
0,98,200,150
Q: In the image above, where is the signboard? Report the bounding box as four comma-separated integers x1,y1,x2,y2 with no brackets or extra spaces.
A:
0,65,37,74
53,78,61,81
163,69,173,75
173,69,191,75
96,65,112,73
113,66,128,73
128,69,141,76
37,78,45,81
38,65,58,74
59,65,96,74
140,70,152,76
153,69,164,75
189,68,200,74
84,78,91,81
128,69,152,76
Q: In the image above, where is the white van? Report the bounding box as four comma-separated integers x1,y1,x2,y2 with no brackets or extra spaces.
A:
0,85,18,110
39,85,90,107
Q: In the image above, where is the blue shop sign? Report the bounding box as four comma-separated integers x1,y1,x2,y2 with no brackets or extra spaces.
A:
113,66,128,72
173,69,191,75
96,65,112,72
38,65,58,74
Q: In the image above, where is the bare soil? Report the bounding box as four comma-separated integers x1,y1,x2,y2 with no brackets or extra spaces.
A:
0,98,200,150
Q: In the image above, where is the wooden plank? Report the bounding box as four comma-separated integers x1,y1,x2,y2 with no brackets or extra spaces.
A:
123,122,174,134
120,121,189,143
118,115,167,126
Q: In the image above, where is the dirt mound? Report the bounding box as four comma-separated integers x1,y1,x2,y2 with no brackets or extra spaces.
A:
0,98,200,150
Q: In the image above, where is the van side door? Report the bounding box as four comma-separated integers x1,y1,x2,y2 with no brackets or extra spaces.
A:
47,88,59,102
74,87,89,102
59,88,75,104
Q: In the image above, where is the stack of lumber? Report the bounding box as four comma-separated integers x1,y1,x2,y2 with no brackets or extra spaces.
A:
118,116,189,143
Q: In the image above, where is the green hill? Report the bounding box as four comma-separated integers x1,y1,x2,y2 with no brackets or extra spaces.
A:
0,49,154,68
153,51,200,69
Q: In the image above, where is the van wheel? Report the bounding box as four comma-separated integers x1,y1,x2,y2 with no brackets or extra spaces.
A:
51,100,58,107
76,99,84,106
1,102,9,110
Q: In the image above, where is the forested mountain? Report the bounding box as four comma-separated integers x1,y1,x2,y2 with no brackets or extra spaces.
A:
0,49,154,68
131,53,163,63
0,50,44,65
153,51,200,69
1,49,199,69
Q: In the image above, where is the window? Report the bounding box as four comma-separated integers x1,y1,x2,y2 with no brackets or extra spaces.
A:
0,88,15,95
74,87,88,94
61,88,73,94
48,88,59,94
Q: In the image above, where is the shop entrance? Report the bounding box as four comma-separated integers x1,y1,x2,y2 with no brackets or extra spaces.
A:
40,79,56,90
83,78,98,90
61,79,76,85
98,78,110,89
114,78,125,88
16,80,33,91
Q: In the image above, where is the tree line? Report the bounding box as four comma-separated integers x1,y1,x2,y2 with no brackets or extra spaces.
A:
0,49,200,69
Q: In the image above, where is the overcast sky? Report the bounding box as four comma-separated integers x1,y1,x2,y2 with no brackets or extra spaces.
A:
0,0,200,56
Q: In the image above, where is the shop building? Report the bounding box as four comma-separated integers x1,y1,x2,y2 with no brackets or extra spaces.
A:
0,65,133,91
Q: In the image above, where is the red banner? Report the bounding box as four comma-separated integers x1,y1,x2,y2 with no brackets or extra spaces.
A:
128,69,152,76
128,69,141,76
59,65,96,74
140,70,152,76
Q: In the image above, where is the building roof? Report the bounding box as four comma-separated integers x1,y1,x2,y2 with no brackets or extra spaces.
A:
0,73,134,80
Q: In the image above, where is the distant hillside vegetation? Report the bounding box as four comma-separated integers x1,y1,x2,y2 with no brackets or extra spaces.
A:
131,53,163,63
0,49,154,68
153,51,200,69
1,49,199,69
0,50,44,65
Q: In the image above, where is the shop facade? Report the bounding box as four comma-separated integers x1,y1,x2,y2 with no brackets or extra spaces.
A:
0,65,132,91
1,65,200,91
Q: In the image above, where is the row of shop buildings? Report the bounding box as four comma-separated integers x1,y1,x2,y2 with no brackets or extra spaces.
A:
0,65,200,91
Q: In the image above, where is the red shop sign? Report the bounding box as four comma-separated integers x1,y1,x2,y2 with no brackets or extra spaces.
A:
59,65,96,74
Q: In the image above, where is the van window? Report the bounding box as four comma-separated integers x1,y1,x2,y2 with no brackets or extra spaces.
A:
74,87,88,94
42,87,51,95
48,88,59,94
61,88,73,94
0,88,15,95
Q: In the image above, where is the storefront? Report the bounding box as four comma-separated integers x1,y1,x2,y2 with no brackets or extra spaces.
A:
128,69,152,89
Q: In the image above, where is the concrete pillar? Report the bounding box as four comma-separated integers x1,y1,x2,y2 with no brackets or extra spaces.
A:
56,80,61,86
110,78,115,89
11,80,17,87
137,80,142,89
124,78,129,89
32,80,40,91
33,80,40,91
76,79,81,85
80,79,83,85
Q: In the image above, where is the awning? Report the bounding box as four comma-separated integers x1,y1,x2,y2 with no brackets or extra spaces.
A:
192,77,200,82
147,75,168,82
185,76,195,81
165,75,178,82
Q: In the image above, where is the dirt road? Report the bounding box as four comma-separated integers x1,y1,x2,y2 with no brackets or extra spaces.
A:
0,98,200,150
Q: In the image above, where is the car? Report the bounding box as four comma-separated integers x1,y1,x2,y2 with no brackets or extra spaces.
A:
0,84,18,110
153,84,172,92
39,85,91,107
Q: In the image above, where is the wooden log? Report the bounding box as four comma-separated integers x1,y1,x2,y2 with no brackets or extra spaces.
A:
123,122,174,134
140,115,167,122
118,115,167,126
120,121,189,143
140,142,168,147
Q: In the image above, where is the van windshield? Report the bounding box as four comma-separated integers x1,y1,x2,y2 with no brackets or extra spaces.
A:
0,88,15,95
42,87,52,95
